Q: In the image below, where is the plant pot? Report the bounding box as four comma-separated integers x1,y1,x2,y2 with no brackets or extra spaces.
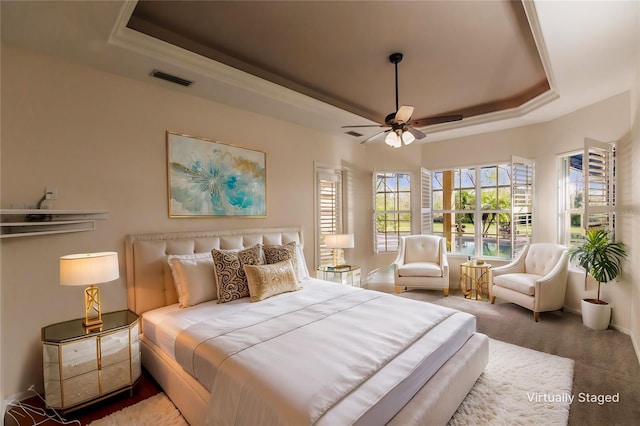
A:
581,298,611,331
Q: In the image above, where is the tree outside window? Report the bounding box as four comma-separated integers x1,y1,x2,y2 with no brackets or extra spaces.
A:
433,164,515,259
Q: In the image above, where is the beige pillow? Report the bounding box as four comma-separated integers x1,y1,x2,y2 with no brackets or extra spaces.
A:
212,244,263,303
244,260,299,302
263,241,299,281
167,253,217,307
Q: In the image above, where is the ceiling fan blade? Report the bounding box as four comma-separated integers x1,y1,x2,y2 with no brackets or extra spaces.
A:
406,127,426,139
411,114,463,127
342,124,387,128
360,129,390,145
395,105,414,124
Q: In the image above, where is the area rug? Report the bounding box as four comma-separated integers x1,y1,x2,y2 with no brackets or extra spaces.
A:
87,393,187,426
449,338,574,425
87,339,574,425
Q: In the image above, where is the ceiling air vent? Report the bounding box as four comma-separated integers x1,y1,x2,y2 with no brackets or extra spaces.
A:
150,69,193,87
345,131,363,137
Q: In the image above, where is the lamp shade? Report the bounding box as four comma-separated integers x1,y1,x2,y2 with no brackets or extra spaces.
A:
401,130,415,145
60,252,119,286
385,132,398,147
324,233,355,249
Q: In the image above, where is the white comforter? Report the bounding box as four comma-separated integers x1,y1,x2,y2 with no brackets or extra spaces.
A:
173,280,463,426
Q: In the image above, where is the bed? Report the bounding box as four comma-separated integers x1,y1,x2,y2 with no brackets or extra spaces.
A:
125,227,488,426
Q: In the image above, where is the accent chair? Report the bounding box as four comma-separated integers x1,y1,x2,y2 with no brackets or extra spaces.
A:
394,235,450,296
490,243,569,321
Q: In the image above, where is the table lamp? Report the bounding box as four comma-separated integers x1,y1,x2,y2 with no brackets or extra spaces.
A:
60,252,119,327
324,233,354,267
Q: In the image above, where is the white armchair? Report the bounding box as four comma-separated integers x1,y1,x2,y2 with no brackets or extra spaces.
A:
394,235,450,296
490,243,569,321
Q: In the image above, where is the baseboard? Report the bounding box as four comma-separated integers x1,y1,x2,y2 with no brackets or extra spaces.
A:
563,304,632,335
632,332,640,367
4,388,34,406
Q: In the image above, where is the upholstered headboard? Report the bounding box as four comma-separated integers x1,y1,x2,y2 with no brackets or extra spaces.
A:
125,227,304,315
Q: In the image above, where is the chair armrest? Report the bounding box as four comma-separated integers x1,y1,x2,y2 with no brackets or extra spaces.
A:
534,252,569,311
491,257,524,276
490,246,528,289
393,237,407,268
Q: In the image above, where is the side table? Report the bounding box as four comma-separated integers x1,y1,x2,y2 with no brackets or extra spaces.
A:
317,265,361,287
459,261,492,300
42,310,141,413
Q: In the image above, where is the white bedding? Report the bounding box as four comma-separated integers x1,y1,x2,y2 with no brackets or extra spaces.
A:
142,279,476,426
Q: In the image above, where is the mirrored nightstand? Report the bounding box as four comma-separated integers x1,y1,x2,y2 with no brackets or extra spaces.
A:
317,265,361,287
42,310,141,412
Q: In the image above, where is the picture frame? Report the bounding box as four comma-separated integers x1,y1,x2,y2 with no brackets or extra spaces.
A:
167,132,266,217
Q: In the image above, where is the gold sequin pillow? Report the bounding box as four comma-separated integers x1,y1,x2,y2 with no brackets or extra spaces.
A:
212,244,263,303
263,241,299,281
244,260,299,302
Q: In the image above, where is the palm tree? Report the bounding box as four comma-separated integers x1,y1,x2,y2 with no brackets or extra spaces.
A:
569,229,628,303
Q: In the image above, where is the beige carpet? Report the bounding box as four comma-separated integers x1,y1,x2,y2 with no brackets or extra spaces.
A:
87,339,573,425
87,393,187,426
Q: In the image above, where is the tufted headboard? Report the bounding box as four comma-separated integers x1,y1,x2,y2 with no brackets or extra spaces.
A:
125,227,304,315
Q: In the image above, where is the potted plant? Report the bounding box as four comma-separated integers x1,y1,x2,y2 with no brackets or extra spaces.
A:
569,229,627,330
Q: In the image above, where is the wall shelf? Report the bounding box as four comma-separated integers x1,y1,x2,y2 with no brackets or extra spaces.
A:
0,209,108,238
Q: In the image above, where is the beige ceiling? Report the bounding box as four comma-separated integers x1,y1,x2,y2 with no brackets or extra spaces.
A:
1,1,637,143
127,0,549,126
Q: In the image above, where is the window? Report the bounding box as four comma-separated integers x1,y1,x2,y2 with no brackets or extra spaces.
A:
432,158,533,259
558,153,585,247
558,139,616,247
316,167,343,266
374,172,411,252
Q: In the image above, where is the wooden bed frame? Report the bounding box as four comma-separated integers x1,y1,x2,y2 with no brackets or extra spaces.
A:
125,227,488,426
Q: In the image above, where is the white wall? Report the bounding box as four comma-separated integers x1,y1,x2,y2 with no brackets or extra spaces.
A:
0,45,370,398
2,43,639,400
422,92,637,334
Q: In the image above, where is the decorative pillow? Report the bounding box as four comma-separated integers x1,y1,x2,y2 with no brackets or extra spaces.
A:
167,253,217,308
263,241,300,281
212,244,263,303
244,260,299,302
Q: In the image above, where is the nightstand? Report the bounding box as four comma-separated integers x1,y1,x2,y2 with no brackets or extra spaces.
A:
42,310,141,412
317,265,361,287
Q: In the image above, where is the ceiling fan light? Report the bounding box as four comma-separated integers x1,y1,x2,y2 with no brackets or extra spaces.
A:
385,132,398,147
402,131,415,145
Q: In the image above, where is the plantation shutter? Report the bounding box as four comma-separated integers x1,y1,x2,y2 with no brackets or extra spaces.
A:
584,138,615,236
420,167,432,234
511,156,534,256
316,168,343,266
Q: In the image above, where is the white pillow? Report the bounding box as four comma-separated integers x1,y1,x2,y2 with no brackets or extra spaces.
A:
167,253,217,307
295,244,310,281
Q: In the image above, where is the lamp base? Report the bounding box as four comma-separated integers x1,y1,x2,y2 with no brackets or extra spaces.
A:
83,317,103,327
84,285,103,329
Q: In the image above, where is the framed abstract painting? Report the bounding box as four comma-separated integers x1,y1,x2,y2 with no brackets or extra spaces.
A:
167,132,266,217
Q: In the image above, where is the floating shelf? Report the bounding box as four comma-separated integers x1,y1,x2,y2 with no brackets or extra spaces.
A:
0,209,108,238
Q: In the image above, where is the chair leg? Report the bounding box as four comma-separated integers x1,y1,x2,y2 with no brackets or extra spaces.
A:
443,287,449,297
490,295,496,304
534,311,540,322
394,286,405,294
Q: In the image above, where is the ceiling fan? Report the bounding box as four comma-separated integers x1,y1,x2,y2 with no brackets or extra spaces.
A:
343,52,463,147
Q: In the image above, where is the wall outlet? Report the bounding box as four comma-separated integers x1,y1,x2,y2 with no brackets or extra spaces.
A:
45,187,57,200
